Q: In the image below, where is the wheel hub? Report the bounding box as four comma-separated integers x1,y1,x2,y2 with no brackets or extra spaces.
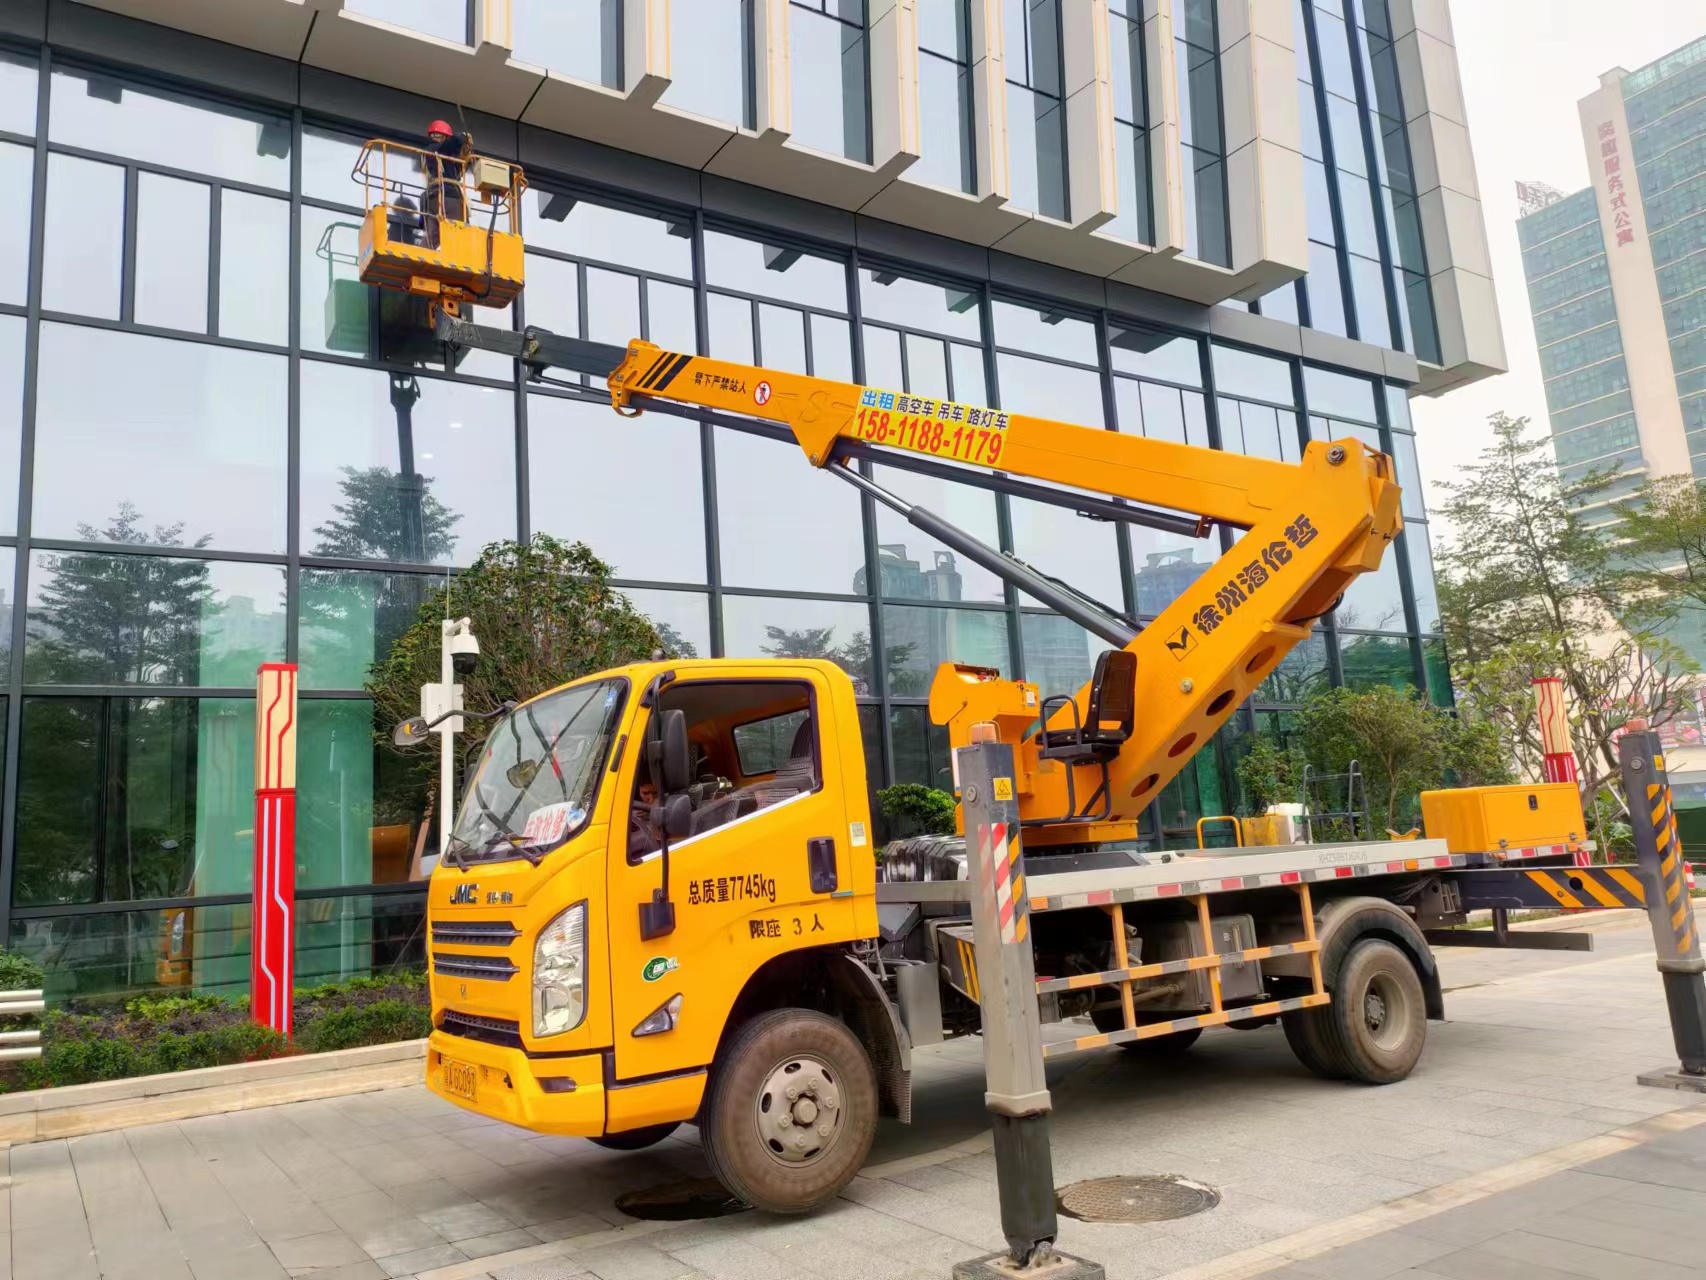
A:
756,1056,841,1166
1364,989,1387,1032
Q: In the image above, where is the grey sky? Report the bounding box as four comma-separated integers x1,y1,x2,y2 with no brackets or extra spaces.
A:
1410,3,1705,535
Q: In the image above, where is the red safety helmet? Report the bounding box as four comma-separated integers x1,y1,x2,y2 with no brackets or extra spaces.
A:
427,118,453,138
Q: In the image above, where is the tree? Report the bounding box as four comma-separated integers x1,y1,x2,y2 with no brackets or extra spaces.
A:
1234,736,1304,813
1434,413,1693,821
758,624,915,697
653,621,699,659
875,784,957,837
368,536,662,763
313,465,460,562
1614,473,1706,656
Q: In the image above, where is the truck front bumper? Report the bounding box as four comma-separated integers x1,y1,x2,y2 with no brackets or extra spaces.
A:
426,1031,605,1137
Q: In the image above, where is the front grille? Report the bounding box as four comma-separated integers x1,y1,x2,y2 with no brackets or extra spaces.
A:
431,920,521,947
434,952,520,982
439,1009,524,1049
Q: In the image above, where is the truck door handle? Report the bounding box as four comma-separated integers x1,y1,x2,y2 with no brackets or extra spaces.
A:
807,837,838,894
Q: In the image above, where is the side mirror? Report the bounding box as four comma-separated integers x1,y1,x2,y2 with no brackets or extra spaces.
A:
658,793,692,840
392,716,431,748
648,708,691,795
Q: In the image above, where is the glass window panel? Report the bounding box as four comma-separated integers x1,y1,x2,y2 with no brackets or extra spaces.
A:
217,191,289,346
1336,171,1378,258
1298,80,1322,160
300,362,516,566
49,70,290,189
860,271,982,341
791,4,870,162
1020,613,1112,704
1422,637,1451,706
301,127,374,209
864,325,903,387
1348,254,1392,348
1008,498,1123,606
345,0,467,42
884,606,1010,696
917,52,974,193
26,552,284,687
1183,149,1229,267
1303,367,1377,423
1130,526,1209,616
1219,398,1296,461
623,588,711,659
1404,527,1439,633
919,0,970,59
1304,159,1336,243
1111,119,1154,245
661,0,751,126
889,705,953,794
522,254,581,339
299,568,434,690
721,595,875,694
715,431,865,592
705,231,848,310
1391,430,1423,518
1311,10,1356,98
1334,545,1406,632
134,173,210,334
1116,380,1210,448
1326,94,1366,177
993,299,1095,362
1256,630,1330,704
1211,345,1294,405
296,698,434,889
951,342,989,402
996,352,1104,426
0,315,22,533
1108,327,1202,386
585,266,641,349
1006,82,1068,220
35,325,286,551
1338,632,1417,691
43,153,123,320
512,0,622,86
871,463,1004,602
650,279,698,353
0,141,31,307
1259,282,1301,325
708,292,755,362
1306,240,1348,336
903,333,950,399
759,303,808,374
17,696,256,908
524,193,694,278
0,51,35,136
811,314,853,381
300,205,371,357
1385,382,1413,430
529,394,705,583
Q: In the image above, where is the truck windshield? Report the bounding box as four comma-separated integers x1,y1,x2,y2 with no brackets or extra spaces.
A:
448,679,626,865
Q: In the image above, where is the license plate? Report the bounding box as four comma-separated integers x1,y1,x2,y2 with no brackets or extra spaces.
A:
442,1057,478,1102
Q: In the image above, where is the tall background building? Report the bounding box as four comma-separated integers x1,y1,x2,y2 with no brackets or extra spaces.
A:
0,0,1501,999
1518,34,1706,511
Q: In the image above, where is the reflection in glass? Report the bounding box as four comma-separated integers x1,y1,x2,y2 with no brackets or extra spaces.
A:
1339,632,1417,691
1021,613,1110,704
219,191,289,346
0,315,22,533
300,362,515,566
1131,533,1211,616
1004,0,1068,219
301,128,368,208
43,154,124,319
529,395,706,583
1335,547,1406,633
1211,344,1294,405
1114,379,1210,448
298,568,434,690
860,270,981,341
715,431,865,592
661,0,753,126
889,705,953,794
522,254,580,338
721,595,876,695
35,324,287,552
869,465,1004,602
586,266,641,348
1405,529,1440,633
525,191,694,278
791,1,871,162
0,141,31,307
652,280,699,353
994,299,1095,363
1255,630,1329,704
1008,498,1123,607
1391,431,1424,519
1108,0,1152,245
996,353,1104,426
16,696,254,907
704,230,848,310
345,0,468,43
623,588,712,659
0,51,36,136
513,0,622,86
298,699,436,889
1109,327,1201,385
48,70,291,189
759,303,808,374
1306,240,1348,337
709,292,755,362
916,23,974,193
135,173,211,334
884,606,1010,696
1303,366,1377,423
27,550,284,687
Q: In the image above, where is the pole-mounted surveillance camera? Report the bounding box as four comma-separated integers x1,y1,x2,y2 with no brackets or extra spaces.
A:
449,627,480,676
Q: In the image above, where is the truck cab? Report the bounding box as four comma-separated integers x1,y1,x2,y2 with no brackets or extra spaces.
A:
425,659,895,1207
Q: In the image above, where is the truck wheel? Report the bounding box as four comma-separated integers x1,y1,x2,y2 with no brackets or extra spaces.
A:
1282,1005,1346,1079
1091,1008,1202,1054
701,1009,877,1214
1318,939,1426,1084
588,1122,679,1151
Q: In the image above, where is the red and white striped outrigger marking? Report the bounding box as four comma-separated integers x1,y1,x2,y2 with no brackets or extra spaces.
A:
980,822,1028,945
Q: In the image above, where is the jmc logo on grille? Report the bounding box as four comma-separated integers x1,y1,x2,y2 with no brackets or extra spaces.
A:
449,882,479,906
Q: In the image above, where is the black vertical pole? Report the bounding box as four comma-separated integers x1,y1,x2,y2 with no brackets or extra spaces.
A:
1623,730,1706,1082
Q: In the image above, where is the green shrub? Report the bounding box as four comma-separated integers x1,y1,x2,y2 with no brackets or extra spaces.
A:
0,949,44,992
127,992,232,1022
876,784,958,837
297,999,431,1054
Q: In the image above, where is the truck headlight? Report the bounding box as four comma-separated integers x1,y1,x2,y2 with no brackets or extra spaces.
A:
533,902,586,1038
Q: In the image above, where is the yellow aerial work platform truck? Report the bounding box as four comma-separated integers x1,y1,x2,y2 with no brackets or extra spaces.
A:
350,141,1610,1218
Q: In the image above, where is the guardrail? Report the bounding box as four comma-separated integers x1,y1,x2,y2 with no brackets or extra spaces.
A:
0,989,43,1062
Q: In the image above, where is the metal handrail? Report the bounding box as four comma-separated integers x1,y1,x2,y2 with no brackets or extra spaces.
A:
1195,815,1244,849
0,988,42,1062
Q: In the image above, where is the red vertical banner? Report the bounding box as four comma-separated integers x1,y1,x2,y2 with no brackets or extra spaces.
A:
254,663,299,1038
1533,676,1589,865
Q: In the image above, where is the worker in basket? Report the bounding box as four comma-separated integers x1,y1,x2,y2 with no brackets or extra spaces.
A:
422,118,467,249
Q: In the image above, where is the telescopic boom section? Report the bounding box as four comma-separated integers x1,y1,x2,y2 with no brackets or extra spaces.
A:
609,340,1403,840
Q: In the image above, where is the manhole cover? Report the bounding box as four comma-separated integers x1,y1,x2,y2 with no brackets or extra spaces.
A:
614,1178,751,1221
1056,1174,1221,1223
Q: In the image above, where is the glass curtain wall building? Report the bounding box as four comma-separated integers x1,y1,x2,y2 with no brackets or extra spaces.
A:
0,0,1498,1001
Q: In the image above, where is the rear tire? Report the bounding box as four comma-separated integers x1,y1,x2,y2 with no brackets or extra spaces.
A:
1091,1007,1203,1054
1282,1004,1346,1079
1291,938,1426,1084
588,1122,679,1151
701,1009,877,1214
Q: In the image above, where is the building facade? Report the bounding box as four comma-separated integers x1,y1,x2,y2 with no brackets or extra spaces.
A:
0,0,1500,1000
1517,35,1706,509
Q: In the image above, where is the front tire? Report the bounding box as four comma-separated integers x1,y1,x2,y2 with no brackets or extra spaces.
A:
588,1122,679,1151
701,1009,877,1214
